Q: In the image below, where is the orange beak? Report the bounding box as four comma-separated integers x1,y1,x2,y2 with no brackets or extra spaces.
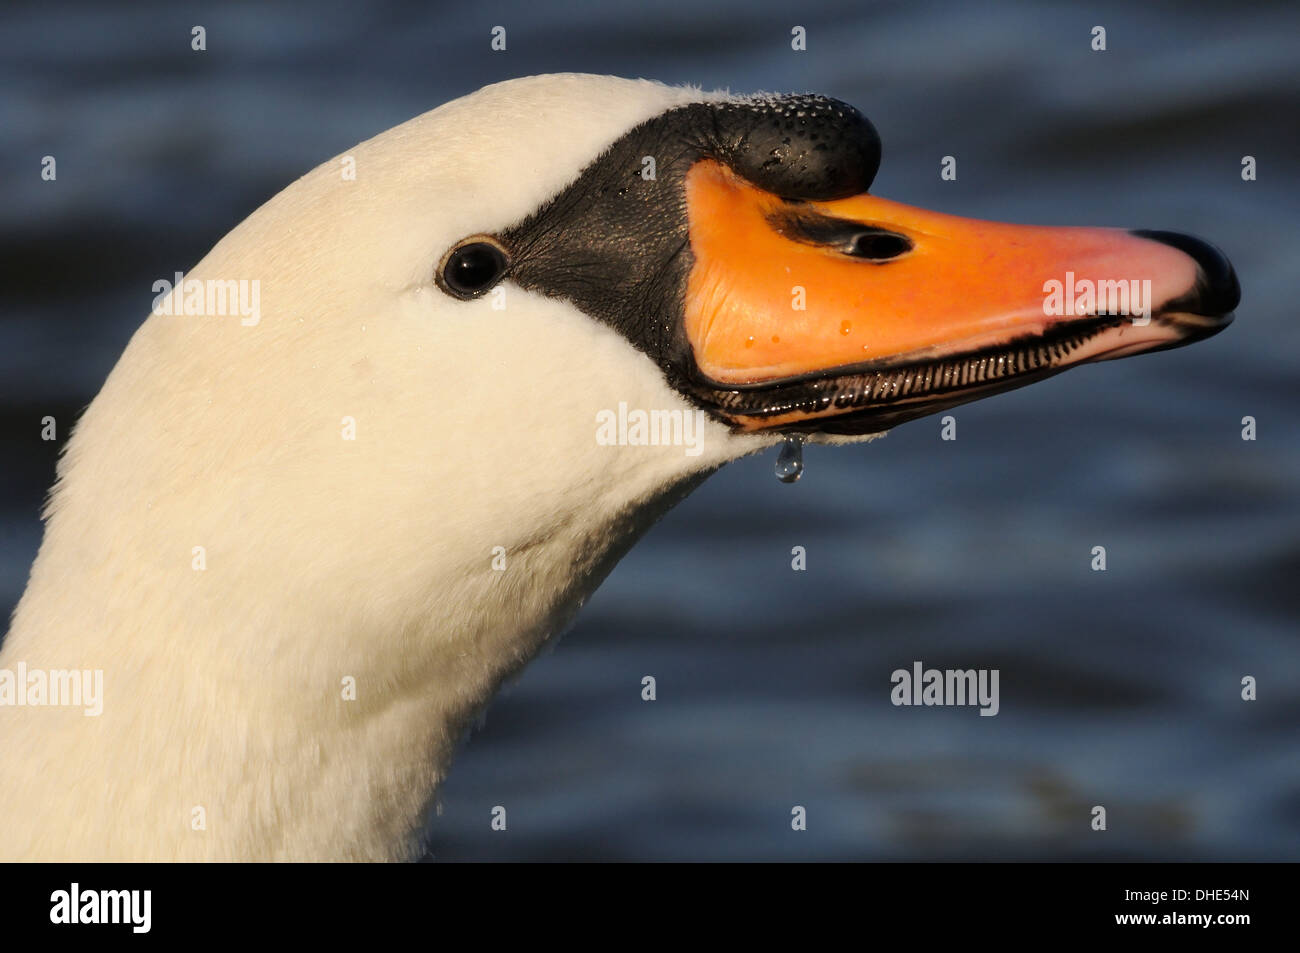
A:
682,160,1238,433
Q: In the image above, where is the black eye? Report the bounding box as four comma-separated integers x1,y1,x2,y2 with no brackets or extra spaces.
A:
846,230,912,261
438,238,509,298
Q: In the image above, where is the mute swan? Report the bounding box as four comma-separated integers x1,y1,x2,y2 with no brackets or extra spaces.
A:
0,74,1238,860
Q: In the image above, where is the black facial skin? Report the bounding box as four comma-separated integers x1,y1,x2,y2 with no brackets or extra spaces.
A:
492,95,883,413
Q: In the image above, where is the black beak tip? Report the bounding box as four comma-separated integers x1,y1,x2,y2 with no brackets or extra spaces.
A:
1130,229,1242,317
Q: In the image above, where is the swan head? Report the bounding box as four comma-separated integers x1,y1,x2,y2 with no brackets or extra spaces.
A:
433,74,1238,439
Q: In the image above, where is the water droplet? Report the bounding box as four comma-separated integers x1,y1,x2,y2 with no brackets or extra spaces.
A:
774,435,804,484
745,335,755,348
840,320,852,335
771,335,781,344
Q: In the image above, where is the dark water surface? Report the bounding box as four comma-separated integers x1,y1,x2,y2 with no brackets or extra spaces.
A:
2,0,1297,860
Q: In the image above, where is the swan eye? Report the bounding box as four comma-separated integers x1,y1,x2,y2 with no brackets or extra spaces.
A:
438,239,509,298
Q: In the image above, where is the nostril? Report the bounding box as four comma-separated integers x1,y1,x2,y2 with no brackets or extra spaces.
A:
1130,229,1241,315
848,230,912,260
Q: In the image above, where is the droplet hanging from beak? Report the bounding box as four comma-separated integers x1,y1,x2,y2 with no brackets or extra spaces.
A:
774,435,804,484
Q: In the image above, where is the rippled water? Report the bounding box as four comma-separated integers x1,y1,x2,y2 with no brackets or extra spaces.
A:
2,0,1297,860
